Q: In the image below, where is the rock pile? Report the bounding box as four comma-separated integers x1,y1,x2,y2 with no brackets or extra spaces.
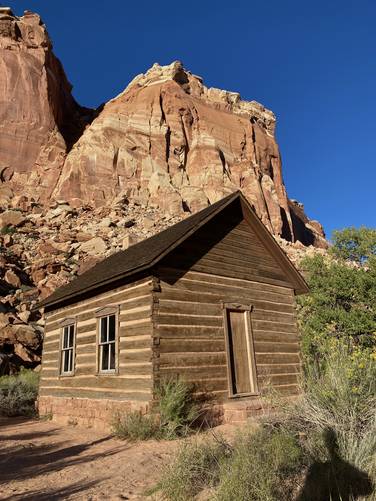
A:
0,197,185,373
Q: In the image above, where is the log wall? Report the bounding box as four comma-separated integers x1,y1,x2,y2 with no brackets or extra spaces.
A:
153,207,302,402
39,276,155,410
153,268,300,401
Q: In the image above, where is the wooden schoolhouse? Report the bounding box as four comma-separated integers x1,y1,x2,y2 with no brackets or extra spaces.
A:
38,191,308,427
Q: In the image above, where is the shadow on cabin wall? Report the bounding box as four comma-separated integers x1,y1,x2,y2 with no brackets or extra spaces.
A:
296,428,373,501
159,205,242,286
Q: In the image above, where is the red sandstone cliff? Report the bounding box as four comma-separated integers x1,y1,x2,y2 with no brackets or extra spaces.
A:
0,7,91,203
0,9,325,247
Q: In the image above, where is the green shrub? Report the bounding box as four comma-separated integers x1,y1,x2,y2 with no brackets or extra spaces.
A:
151,427,302,501
156,377,200,439
150,435,230,500
216,428,302,501
0,369,39,417
284,343,376,495
113,377,200,441
0,225,16,235
112,410,160,441
297,226,376,368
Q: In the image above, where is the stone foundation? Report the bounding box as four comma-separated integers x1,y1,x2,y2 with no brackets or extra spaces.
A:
38,395,280,431
222,397,270,423
38,396,150,431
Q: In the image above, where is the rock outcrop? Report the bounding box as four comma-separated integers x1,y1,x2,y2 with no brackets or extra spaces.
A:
0,7,91,203
53,61,325,246
0,7,325,247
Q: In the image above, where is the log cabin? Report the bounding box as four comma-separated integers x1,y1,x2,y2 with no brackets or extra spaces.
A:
38,191,308,428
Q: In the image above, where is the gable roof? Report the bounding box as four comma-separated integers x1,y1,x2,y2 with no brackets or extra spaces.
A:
39,191,308,310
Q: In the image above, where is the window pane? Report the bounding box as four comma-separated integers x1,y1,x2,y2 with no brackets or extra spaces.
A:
100,317,107,343
68,325,74,348
63,327,69,349
109,343,115,370
108,315,116,341
68,349,72,372
63,351,69,373
101,344,109,371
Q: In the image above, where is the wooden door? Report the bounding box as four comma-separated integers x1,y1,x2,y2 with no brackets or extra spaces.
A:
225,307,258,396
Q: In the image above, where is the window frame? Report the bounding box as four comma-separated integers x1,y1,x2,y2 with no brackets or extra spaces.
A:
95,306,119,375
222,302,259,398
59,318,76,377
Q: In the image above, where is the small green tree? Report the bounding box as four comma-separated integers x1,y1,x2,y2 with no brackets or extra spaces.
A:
330,226,376,264
298,227,376,366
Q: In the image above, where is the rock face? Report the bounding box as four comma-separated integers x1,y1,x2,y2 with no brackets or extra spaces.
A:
0,7,91,203
53,61,325,245
0,7,325,246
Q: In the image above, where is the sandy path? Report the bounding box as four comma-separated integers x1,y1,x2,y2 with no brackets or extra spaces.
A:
0,417,178,500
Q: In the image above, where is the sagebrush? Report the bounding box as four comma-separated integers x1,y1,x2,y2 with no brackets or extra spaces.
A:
113,377,200,441
0,369,39,417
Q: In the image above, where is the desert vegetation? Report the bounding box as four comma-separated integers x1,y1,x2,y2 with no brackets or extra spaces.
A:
112,377,200,441
152,227,376,500
0,368,39,417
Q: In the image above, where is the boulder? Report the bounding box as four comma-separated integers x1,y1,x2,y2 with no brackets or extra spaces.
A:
4,270,21,289
79,237,107,256
0,210,25,228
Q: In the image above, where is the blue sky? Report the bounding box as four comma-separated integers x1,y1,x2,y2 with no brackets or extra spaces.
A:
7,0,376,238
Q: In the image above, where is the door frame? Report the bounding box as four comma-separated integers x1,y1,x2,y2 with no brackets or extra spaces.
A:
222,302,259,398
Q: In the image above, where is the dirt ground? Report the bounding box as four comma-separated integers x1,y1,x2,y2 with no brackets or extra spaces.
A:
0,417,181,500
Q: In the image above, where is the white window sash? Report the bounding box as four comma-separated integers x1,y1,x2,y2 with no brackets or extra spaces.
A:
98,314,116,373
61,324,75,375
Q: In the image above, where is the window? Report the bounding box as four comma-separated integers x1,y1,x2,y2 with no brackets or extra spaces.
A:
98,314,117,372
61,323,75,375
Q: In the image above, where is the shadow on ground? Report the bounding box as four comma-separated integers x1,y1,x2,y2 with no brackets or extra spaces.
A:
297,428,373,501
3,479,103,501
0,434,127,484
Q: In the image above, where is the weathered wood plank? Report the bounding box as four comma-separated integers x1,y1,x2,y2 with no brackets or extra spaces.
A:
42,341,60,353
38,387,151,401
158,274,294,305
257,364,301,375
158,300,221,316
160,365,227,377
41,376,153,391
157,326,223,338
256,353,300,364
168,259,291,289
159,339,226,353
252,320,297,333
157,314,222,327
119,309,152,323
159,267,294,295
252,331,299,343
160,352,227,367
119,338,151,350
76,345,96,356
122,350,153,363
254,342,299,354
158,293,295,315
46,281,152,324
